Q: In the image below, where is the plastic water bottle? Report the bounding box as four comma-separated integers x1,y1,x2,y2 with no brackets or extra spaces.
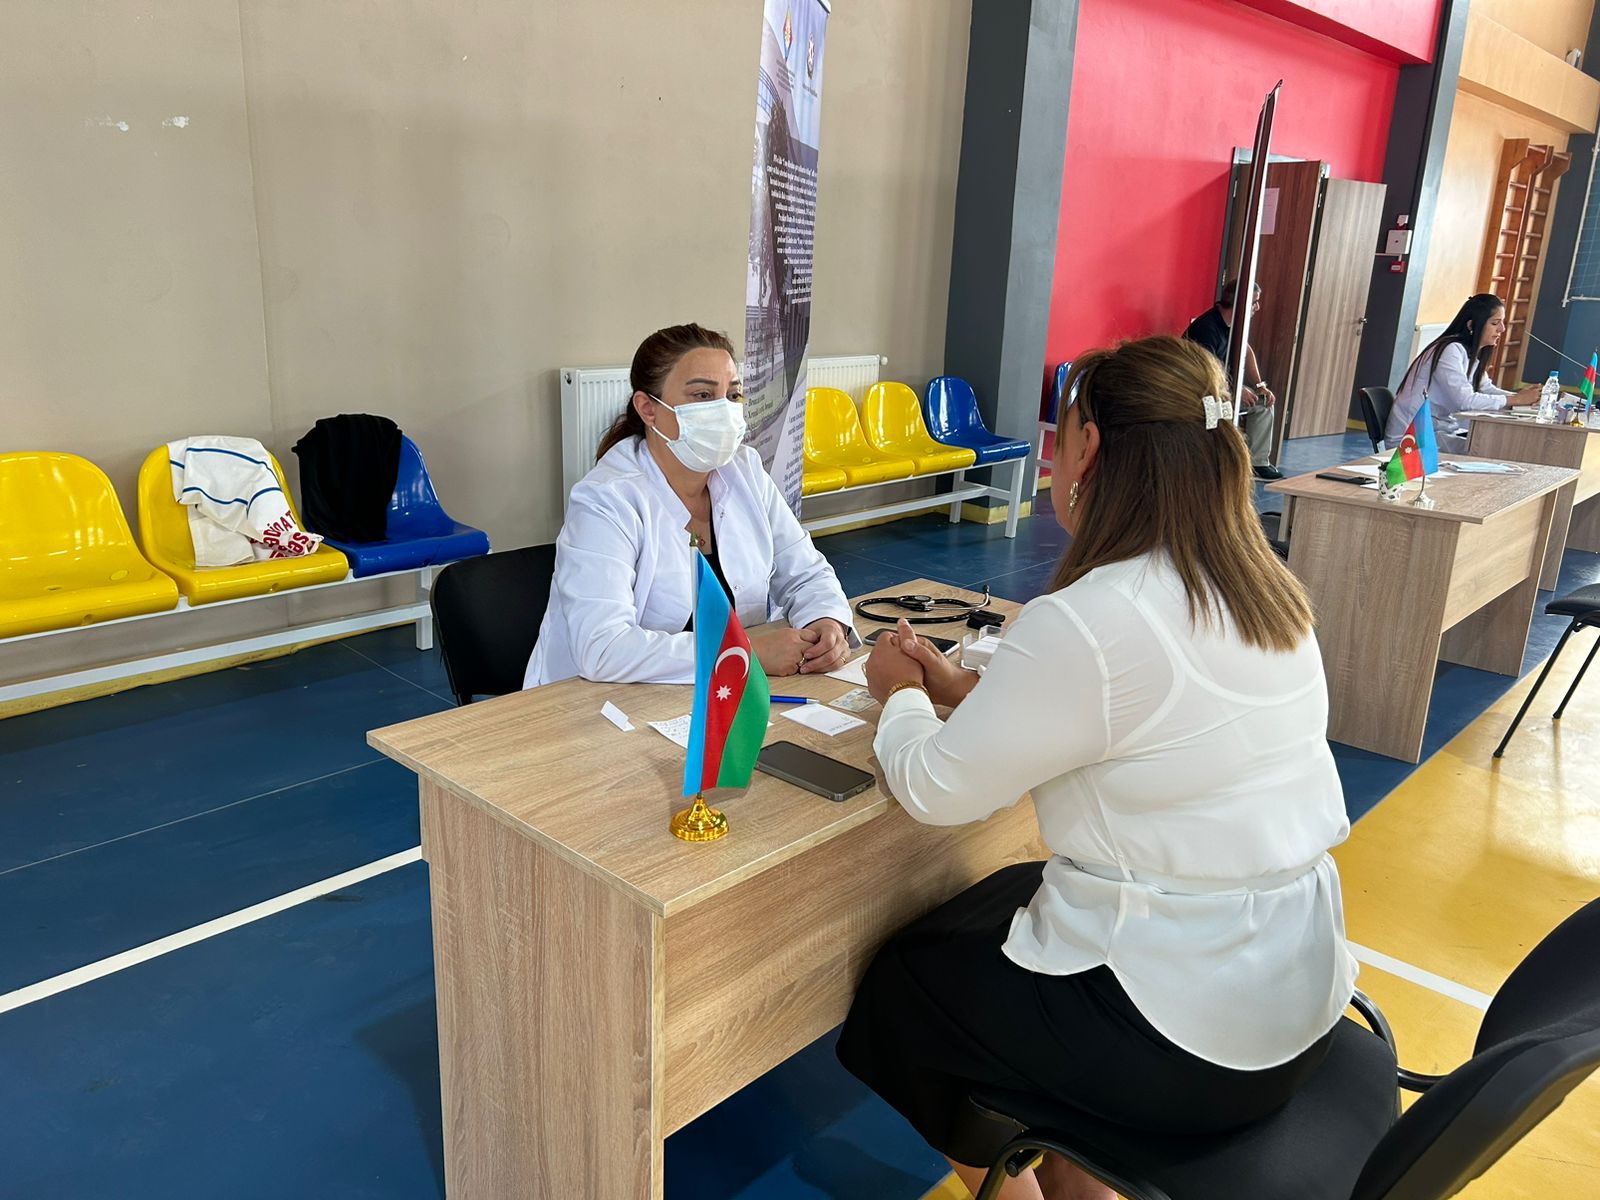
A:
1538,371,1561,422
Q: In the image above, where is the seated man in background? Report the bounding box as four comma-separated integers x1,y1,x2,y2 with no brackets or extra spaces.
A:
1184,279,1281,480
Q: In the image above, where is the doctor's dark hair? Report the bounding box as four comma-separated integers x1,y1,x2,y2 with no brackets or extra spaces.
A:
1049,336,1312,653
595,323,738,461
1401,293,1501,395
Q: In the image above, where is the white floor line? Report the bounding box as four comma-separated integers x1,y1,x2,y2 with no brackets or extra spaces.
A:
0,846,422,1017
0,760,380,879
1349,941,1494,1011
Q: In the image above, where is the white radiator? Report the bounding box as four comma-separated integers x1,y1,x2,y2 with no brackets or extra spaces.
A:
559,354,886,504
559,365,634,506
1411,323,1448,367
804,354,887,405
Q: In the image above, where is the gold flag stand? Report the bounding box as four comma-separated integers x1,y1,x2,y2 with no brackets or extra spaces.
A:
671,792,728,842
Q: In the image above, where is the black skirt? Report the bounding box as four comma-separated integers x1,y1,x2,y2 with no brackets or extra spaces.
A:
836,861,1336,1167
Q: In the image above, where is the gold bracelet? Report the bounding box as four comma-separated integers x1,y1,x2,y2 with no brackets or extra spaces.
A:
885,680,930,702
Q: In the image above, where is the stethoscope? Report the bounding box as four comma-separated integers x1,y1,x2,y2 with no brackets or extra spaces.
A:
853,586,991,625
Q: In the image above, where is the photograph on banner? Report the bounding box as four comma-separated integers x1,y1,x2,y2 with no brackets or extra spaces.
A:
744,0,829,511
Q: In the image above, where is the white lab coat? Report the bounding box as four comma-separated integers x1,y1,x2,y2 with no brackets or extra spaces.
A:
524,437,858,688
1386,341,1510,452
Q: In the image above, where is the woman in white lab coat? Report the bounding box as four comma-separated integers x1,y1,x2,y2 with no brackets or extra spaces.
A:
524,323,857,688
1385,293,1540,452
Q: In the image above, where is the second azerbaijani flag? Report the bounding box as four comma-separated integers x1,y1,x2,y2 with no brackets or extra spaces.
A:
683,551,770,796
1584,352,1597,411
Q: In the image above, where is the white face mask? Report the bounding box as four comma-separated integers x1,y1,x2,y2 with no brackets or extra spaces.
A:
649,395,747,473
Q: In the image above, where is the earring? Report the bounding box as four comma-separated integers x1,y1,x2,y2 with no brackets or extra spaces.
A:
1067,481,1080,514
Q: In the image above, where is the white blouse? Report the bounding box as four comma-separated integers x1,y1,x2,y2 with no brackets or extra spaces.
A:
1387,341,1510,450
524,438,856,688
873,554,1358,1070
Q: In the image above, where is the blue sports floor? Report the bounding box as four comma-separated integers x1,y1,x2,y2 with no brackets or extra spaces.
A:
3,430,1598,1199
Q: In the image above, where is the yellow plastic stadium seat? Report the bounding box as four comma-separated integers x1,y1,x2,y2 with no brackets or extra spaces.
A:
0,452,181,638
137,445,350,604
863,382,978,474
803,387,916,487
801,462,849,496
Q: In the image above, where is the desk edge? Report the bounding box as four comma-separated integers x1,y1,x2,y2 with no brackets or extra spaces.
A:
368,729,899,917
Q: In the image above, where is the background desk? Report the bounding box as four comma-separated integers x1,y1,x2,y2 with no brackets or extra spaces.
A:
1464,412,1600,590
1269,458,1576,762
369,581,1043,1199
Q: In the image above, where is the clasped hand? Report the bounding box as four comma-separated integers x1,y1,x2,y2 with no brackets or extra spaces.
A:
750,618,852,677
864,618,980,708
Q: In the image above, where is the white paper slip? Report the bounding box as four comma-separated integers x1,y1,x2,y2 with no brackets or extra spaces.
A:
826,653,870,687
600,701,634,732
648,715,693,748
1444,461,1525,475
782,704,867,737
1341,463,1382,478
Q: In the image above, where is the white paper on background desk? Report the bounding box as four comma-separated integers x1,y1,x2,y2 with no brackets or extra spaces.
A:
600,701,634,732
1342,463,1382,477
648,715,692,748
826,653,870,687
782,704,867,737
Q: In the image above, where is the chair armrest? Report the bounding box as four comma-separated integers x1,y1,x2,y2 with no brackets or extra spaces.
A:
1349,988,1446,1093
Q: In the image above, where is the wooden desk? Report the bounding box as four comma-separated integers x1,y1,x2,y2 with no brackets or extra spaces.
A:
1268,458,1577,762
1464,412,1600,590
369,582,1043,1199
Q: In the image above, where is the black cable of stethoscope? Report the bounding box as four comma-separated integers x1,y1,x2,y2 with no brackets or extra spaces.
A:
853,586,991,625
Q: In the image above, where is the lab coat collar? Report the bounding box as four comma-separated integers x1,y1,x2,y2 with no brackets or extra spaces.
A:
633,436,733,532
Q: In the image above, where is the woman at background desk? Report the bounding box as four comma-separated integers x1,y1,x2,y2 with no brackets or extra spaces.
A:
1385,293,1540,452
844,337,1357,1200
524,323,855,688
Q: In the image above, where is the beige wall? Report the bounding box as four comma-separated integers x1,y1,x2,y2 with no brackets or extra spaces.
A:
1419,91,1572,325
2,0,971,554
1418,2,1598,347
1,3,273,501
1474,0,1592,62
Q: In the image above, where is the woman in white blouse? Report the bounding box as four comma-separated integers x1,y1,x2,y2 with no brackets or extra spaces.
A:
841,336,1359,1200
524,323,856,688
1385,293,1539,452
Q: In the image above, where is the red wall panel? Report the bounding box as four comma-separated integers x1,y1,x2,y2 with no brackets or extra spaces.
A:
1044,0,1426,374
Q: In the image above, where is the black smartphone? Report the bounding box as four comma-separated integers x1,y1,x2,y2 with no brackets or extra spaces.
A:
756,741,875,803
1314,472,1372,486
864,628,958,654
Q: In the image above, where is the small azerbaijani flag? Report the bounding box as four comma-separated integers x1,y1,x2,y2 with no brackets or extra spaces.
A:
1385,432,1424,488
1584,352,1597,412
683,551,770,796
1409,396,1441,474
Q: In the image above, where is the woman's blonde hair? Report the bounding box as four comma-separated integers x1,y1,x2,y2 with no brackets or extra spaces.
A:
1050,335,1313,652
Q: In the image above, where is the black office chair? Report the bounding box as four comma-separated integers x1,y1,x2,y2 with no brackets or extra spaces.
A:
430,543,557,705
1258,510,1290,561
1360,386,1396,453
1493,582,1600,758
967,898,1600,1200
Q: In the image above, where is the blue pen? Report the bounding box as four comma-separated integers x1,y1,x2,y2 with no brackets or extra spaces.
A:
769,695,819,705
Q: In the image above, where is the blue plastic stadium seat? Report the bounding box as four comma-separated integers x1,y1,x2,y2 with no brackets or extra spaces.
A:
324,437,489,578
924,376,1033,466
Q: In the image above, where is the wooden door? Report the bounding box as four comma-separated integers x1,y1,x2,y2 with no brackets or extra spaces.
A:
1289,179,1387,437
1222,159,1325,461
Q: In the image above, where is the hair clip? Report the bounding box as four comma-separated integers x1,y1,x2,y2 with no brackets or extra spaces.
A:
1201,395,1235,430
